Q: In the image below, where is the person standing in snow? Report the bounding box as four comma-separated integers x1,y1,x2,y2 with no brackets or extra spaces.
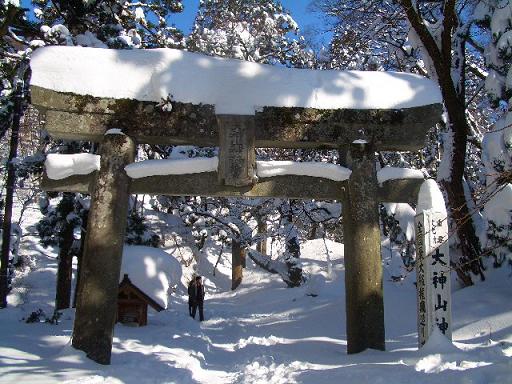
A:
190,275,205,321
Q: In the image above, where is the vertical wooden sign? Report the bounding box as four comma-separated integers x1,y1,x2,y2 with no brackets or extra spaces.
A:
415,210,452,347
217,115,255,187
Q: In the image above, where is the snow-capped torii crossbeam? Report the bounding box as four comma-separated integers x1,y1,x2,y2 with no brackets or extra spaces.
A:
30,46,443,365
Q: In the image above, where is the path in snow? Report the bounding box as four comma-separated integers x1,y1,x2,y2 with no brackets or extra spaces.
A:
0,237,511,384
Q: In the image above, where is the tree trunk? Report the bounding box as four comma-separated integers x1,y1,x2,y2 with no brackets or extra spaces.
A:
439,22,483,284
440,98,484,285
282,202,302,287
308,222,320,240
400,0,484,285
247,248,298,287
437,63,484,285
256,215,267,255
231,238,243,290
55,193,75,310
0,63,27,308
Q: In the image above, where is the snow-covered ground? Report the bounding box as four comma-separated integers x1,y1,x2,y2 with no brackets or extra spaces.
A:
0,218,511,383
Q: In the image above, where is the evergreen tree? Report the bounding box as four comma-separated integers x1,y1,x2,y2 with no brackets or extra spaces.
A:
0,2,34,307
25,0,184,308
125,208,161,247
38,192,83,309
31,0,185,48
478,1,512,267
188,0,314,67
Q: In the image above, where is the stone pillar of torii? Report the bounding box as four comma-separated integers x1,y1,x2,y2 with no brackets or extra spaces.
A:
29,46,444,364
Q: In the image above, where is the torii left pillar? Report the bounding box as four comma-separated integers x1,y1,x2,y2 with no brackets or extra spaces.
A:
343,141,385,353
72,131,135,364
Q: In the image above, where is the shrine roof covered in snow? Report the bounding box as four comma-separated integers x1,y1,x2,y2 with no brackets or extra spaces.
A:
30,46,443,151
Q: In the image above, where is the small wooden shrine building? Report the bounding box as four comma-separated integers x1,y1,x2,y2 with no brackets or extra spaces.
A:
117,274,164,327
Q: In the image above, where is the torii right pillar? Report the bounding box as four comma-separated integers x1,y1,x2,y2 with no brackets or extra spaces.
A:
343,141,385,353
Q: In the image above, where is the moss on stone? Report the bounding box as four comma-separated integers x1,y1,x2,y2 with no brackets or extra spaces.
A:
72,94,100,114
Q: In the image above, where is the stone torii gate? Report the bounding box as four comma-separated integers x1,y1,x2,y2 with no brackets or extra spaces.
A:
30,46,442,364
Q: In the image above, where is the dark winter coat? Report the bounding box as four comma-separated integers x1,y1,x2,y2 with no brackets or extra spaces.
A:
195,283,205,304
187,281,196,305
189,282,204,304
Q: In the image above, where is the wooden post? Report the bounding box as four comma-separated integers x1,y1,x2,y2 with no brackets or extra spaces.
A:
343,141,385,353
415,209,451,347
72,131,135,365
232,238,243,290
217,115,256,187
256,216,267,256
241,247,246,269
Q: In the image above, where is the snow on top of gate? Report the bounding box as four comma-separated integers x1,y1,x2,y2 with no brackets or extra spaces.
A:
377,166,424,184
125,156,219,179
256,160,351,181
30,46,442,115
45,153,100,180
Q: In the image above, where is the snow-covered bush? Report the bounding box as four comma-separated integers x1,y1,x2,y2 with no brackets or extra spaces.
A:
480,1,512,267
125,210,161,248
481,116,512,266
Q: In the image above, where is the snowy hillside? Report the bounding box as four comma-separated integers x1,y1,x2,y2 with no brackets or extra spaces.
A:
0,217,511,384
